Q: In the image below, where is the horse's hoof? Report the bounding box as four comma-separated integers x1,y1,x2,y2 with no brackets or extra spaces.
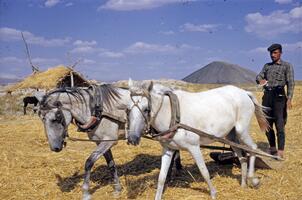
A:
210,189,217,199
113,190,121,198
82,192,91,200
241,182,247,188
114,184,122,192
248,177,260,188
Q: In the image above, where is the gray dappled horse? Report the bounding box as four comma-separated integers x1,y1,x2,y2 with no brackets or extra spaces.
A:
37,84,182,200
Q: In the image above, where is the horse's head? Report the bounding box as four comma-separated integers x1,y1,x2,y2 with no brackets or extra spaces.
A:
38,96,73,152
127,79,153,145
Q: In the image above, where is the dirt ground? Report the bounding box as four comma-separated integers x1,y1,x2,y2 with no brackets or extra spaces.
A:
0,85,301,200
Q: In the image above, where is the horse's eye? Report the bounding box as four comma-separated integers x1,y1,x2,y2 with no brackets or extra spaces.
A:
55,113,61,119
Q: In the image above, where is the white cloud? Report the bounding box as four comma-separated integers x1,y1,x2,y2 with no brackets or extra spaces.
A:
0,56,61,73
99,0,194,11
82,59,96,65
125,42,177,54
275,0,293,4
249,47,267,54
70,46,100,54
65,2,73,7
227,25,233,30
0,73,20,80
99,51,125,58
31,57,61,66
73,40,97,46
125,41,200,54
283,41,302,51
245,6,302,37
249,41,302,53
180,23,220,33
70,43,124,58
45,0,61,8
0,56,24,64
159,30,175,35
71,40,102,54
0,27,71,47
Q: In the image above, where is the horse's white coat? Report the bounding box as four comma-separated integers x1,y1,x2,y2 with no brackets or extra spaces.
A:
128,81,268,200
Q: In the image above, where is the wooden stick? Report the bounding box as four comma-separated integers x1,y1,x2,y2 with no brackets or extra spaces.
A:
21,32,39,72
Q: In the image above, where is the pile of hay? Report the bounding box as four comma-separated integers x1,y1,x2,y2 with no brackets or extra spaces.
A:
7,65,89,92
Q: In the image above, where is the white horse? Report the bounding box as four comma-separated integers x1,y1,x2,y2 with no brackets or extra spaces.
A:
126,80,272,200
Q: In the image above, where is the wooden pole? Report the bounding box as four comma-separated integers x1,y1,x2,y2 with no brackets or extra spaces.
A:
70,71,74,87
21,32,39,73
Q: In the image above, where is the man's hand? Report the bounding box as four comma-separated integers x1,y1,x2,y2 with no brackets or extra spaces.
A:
259,79,267,86
287,99,292,110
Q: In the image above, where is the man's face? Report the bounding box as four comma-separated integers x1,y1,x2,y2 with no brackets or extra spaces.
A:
270,49,282,63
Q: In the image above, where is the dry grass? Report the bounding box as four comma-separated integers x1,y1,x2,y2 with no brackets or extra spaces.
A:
7,65,71,91
6,65,89,92
0,83,302,200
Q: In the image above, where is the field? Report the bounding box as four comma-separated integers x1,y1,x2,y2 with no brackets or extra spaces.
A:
0,83,302,200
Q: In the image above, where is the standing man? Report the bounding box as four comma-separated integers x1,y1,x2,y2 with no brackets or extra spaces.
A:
256,43,294,159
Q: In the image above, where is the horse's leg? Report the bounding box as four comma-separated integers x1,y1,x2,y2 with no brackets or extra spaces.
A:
103,149,122,195
227,129,248,187
188,145,217,199
167,150,183,182
23,102,27,115
33,102,38,113
82,141,115,200
166,150,176,183
236,127,259,188
232,147,247,187
155,148,174,200
174,150,183,170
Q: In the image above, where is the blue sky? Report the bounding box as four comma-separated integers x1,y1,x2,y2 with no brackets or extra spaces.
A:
0,0,301,82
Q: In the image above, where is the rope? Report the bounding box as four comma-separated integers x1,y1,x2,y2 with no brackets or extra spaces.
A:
67,136,126,142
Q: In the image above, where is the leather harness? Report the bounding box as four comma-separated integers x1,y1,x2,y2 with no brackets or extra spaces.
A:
74,85,126,133
130,90,181,140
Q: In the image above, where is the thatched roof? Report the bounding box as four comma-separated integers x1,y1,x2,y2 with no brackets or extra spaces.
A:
7,65,90,91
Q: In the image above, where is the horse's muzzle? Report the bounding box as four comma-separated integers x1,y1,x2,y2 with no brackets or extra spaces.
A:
51,140,64,152
127,135,140,146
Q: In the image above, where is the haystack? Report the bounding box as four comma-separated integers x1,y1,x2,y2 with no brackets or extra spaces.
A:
7,65,90,92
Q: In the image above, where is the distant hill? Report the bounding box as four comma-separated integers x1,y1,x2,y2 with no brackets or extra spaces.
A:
183,61,257,84
0,77,21,85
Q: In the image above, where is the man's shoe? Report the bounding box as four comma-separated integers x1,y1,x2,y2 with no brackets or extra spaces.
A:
269,147,277,155
277,150,284,159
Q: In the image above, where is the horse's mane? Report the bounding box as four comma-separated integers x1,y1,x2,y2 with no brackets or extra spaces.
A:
97,84,121,109
40,84,121,110
152,83,173,95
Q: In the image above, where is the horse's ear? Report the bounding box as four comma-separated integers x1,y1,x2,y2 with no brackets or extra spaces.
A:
128,78,134,88
148,81,153,92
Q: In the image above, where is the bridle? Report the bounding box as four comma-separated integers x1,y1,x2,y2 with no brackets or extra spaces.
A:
129,90,164,135
39,102,69,145
129,90,152,134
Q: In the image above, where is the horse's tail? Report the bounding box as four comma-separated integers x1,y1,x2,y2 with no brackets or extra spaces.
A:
246,92,270,132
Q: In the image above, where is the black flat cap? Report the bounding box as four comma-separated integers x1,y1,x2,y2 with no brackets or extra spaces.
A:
267,43,282,52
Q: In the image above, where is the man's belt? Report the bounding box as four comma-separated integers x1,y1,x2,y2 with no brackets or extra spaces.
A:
264,86,285,96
